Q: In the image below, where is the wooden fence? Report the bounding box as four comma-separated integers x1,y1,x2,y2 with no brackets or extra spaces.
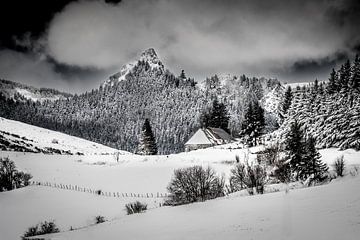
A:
30,181,169,199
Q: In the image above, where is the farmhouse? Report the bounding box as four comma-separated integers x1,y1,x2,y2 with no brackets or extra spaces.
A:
184,127,233,152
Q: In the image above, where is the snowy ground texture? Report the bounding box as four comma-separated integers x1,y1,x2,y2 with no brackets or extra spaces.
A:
0,146,359,240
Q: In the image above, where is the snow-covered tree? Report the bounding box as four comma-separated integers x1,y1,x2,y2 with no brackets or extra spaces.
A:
240,100,265,146
284,120,306,180
200,98,230,133
301,136,328,181
138,119,157,155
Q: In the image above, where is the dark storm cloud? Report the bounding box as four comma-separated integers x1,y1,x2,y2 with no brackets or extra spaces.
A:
1,0,360,92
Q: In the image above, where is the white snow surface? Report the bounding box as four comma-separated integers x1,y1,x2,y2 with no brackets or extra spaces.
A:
49,174,360,240
0,117,125,155
0,147,359,240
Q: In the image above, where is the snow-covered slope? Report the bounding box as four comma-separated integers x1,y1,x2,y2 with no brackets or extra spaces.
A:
102,48,165,87
0,147,358,240
0,79,72,102
46,174,360,240
0,117,126,155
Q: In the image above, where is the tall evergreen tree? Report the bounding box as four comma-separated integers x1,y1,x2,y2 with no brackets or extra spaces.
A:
138,118,157,155
240,101,265,146
350,54,360,92
339,60,351,92
327,68,338,94
282,86,293,116
200,98,230,133
301,136,328,181
285,120,306,180
179,70,186,80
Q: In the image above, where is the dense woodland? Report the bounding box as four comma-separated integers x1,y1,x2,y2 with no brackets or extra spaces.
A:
0,53,359,153
0,56,279,154
277,55,360,150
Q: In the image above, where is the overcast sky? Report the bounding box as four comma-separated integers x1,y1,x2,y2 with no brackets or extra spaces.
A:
0,0,359,93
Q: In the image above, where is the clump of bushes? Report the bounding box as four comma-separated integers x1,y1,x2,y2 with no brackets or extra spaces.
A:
229,163,267,195
0,157,32,192
22,221,59,239
125,201,147,215
333,155,345,177
95,215,106,224
167,166,225,205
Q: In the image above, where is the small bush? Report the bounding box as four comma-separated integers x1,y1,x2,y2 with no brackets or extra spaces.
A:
0,157,32,192
95,215,106,224
125,201,147,215
229,163,267,195
333,155,345,177
167,166,225,205
22,221,59,239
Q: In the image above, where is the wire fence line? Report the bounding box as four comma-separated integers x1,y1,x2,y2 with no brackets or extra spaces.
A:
30,181,170,199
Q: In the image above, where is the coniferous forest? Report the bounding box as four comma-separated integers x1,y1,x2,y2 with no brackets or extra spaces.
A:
0,51,359,153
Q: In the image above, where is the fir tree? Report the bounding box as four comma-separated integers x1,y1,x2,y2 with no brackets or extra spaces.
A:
179,70,186,80
241,101,265,146
282,86,293,116
339,60,351,92
285,120,306,180
200,98,230,133
138,118,157,155
350,54,360,92
302,136,328,181
326,68,338,94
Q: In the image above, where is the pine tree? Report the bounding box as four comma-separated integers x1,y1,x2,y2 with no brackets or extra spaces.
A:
339,61,351,92
302,136,328,181
138,118,157,155
350,54,360,92
241,101,265,146
282,86,293,115
285,120,306,180
200,98,230,133
179,70,186,80
327,68,338,94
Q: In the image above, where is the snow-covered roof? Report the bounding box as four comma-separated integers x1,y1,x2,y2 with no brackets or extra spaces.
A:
185,128,232,145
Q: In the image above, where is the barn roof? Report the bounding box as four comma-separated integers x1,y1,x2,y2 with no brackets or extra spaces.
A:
185,127,232,145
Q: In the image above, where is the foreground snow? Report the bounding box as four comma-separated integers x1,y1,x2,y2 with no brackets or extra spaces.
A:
36,174,360,240
0,147,359,240
0,117,126,155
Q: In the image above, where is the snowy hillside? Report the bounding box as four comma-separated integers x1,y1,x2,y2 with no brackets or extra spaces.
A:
0,79,72,102
0,117,126,155
0,147,359,240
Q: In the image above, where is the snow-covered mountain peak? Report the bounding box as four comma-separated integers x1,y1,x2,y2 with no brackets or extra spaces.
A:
103,48,165,87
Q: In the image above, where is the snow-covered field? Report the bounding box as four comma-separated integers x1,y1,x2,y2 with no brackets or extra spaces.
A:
0,117,125,155
44,173,360,240
0,146,359,240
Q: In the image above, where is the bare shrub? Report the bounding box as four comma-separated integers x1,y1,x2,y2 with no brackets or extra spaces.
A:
167,166,225,205
125,201,147,215
95,215,106,224
333,155,345,177
229,164,246,191
22,221,59,239
229,163,267,195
